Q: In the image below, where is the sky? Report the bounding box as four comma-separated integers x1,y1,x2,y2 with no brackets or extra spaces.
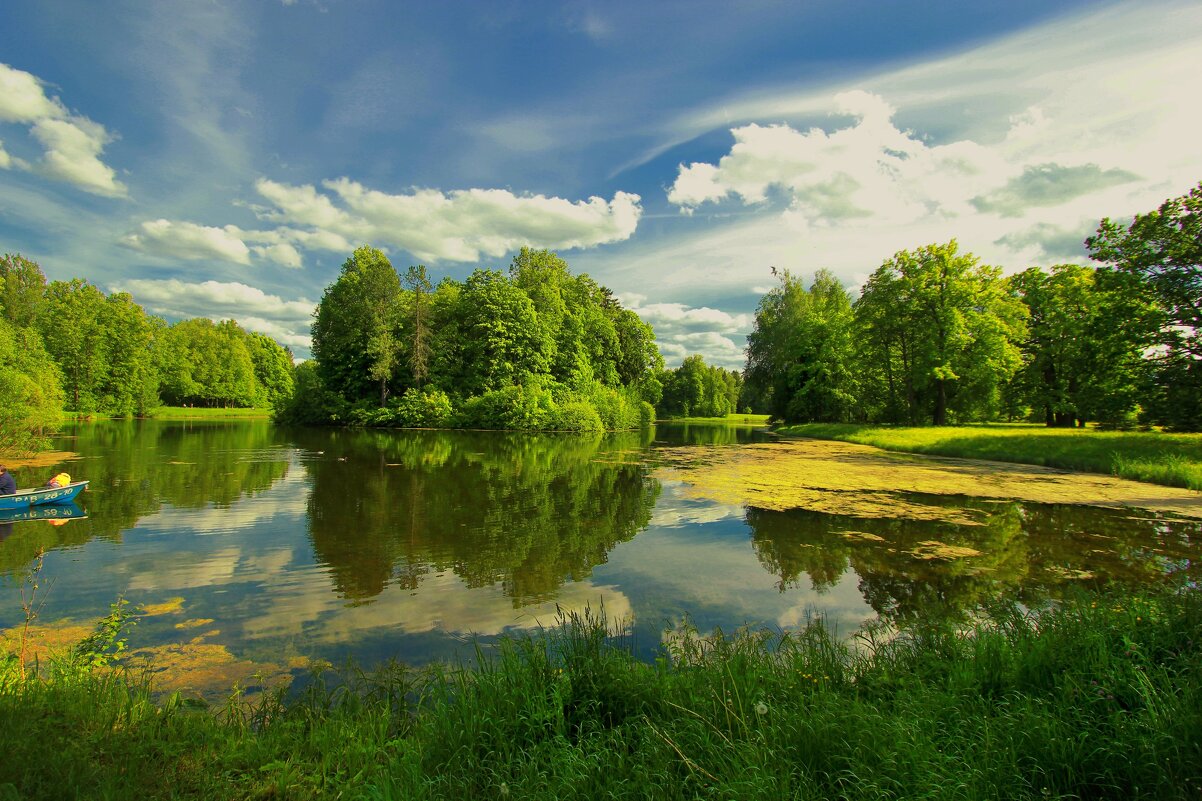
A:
2,0,1201,368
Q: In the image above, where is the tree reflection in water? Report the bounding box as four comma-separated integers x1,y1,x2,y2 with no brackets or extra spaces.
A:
301,428,661,604
0,419,290,578
747,496,1202,626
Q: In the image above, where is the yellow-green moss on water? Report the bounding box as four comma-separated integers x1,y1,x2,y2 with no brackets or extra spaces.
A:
653,438,1202,522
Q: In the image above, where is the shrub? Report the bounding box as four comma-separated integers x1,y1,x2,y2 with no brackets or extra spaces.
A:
456,384,552,430
638,401,655,428
547,401,604,432
388,388,453,428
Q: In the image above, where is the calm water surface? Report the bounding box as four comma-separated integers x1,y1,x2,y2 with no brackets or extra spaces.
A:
1,420,1198,692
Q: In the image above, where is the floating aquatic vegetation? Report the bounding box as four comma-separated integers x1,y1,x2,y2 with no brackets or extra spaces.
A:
139,598,185,616
653,439,1202,522
908,540,983,560
173,618,215,630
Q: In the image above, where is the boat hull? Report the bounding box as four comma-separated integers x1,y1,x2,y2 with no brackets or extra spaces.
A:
0,502,86,524
0,481,89,510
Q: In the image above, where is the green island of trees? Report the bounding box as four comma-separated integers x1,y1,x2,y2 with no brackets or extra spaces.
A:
278,246,663,431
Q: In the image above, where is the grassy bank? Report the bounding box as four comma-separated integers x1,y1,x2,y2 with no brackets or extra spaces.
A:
2,591,1200,799
777,423,1202,491
661,413,772,425
147,406,274,420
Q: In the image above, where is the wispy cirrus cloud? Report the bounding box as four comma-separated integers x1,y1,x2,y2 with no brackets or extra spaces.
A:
0,62,127,197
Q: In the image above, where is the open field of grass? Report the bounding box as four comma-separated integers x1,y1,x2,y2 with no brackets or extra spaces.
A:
777,423,1202,491
2,589,1200,799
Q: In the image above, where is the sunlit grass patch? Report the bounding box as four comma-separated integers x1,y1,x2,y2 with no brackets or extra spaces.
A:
661,413,772,424
779,423,1202,490
149,406,274,419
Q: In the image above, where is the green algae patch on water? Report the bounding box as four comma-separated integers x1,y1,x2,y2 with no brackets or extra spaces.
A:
653,438,1202,522
908,540,984,560
123,642,299,701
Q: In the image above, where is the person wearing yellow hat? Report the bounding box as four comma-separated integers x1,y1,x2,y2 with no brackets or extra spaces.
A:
44,472,71,489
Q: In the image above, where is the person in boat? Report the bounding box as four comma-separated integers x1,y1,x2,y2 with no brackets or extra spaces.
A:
44,472,71,489
0,465,15,496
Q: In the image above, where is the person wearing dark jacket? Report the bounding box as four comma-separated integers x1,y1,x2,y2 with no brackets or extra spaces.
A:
0,465,16,496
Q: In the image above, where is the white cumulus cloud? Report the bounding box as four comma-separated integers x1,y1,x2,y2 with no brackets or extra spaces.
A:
621,295,749,370
0,62,127,197
255,177,642,263
122,219,252,265
668,89,1015,227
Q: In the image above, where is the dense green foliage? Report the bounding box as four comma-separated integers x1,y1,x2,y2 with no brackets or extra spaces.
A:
0,255,64,451
156,318,293,409
285,246,661,430
0,317,65,453
1007,264,1155,428
745,268,857,422
0,252,295,452
749,184,1202,429
656,354,742,418
1,589,1199,799
1088,182,1202,431
746,243,1030,425
39,279,159,416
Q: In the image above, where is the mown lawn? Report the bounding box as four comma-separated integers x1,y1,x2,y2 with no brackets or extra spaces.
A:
148,406,274,419
777,422,1202,490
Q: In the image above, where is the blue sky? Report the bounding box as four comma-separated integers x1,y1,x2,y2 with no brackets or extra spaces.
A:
2,1,1201,367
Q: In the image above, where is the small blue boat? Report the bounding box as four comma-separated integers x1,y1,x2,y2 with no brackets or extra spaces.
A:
0,480,89,511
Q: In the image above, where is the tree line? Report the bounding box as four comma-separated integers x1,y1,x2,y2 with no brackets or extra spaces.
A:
278,246,663,431
742,183,1202,431
0,256,294,451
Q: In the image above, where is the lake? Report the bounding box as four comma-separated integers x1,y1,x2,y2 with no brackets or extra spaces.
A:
2,419,1199,698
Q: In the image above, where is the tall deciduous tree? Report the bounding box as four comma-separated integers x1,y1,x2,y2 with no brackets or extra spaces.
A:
1087,182,1202,430
311,246,402,407
459,268,551,396
0,317,64,453
745,269,858,423
403,265,433,389
245,331,295,408
38,279,107,412
0,253,47,329
102,291,159,416
1008,264,1155,427
856,241,1026,425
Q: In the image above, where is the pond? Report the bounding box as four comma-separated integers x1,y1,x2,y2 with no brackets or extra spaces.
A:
1,419,1199,698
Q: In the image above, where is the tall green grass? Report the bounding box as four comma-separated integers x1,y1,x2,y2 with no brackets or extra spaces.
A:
779,423,1202,490
2,591,1200,799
